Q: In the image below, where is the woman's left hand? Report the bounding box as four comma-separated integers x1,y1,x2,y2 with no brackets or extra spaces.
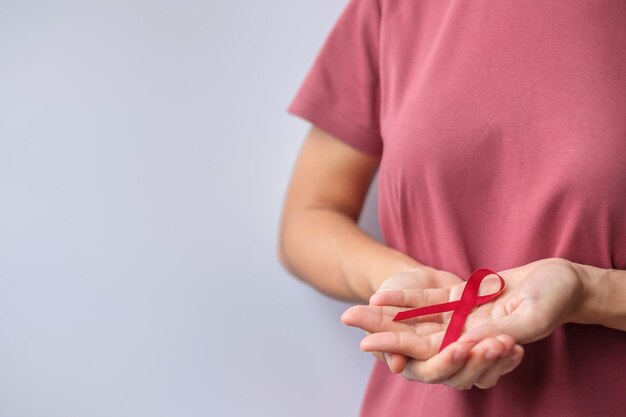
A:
342,257,586,388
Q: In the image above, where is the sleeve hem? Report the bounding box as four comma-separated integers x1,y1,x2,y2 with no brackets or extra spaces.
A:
286,94,383,157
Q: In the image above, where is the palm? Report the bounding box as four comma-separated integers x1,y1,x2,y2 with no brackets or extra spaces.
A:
454,258,582,344
342,267,464,364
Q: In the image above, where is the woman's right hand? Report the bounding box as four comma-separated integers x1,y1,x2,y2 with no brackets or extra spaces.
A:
362,266,463,371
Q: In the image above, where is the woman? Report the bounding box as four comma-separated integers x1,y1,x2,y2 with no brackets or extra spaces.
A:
278,0,626,415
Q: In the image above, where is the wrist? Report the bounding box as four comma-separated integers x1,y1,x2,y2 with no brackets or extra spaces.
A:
568,261,626,332
568,261,606,325
574,263,626,331
360,250,423,297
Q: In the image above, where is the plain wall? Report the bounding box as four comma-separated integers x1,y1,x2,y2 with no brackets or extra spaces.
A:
0,1,383,416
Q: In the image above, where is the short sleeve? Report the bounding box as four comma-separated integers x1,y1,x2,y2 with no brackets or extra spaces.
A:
286,0,383,156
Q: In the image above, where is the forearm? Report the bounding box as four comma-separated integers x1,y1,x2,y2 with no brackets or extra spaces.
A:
278,207,421,303
570,261,626,332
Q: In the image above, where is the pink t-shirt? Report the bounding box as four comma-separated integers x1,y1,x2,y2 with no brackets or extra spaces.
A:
286,0,626,416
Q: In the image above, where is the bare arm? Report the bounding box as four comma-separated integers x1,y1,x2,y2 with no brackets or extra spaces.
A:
279,126,529,389
277,125,421,303
571,262,626,331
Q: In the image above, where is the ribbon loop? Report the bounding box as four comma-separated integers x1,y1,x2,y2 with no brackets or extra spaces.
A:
392,268,505,352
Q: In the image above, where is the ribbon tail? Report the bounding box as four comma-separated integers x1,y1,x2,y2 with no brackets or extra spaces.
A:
393,300,460,321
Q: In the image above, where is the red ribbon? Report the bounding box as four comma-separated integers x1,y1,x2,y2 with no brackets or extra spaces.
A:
392,268,506,352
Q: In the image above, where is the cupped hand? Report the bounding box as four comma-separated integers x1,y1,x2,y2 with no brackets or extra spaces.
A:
454,257,585,344
363,266,463,371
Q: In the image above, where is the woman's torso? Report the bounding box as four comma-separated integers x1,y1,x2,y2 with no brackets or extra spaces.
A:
368,1,626,415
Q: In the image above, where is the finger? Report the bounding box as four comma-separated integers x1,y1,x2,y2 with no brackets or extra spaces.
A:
361,330,447,361
384,352,409,373
370,351,410,374
370,288,449,323
474,344,524,389
500,345,524,375
400,340,476,383
342,305,444,335
370,287,451,310
369,288,450,323
341,305,409,333
364,331,409,373
442,336,513,390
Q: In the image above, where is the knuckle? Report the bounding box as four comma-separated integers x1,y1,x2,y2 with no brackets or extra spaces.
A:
397,332,421,356
442,379,455,388
475,375,499,389
400,370,417,382
400,365,422,382
447,381,472,390
421,371,444,384
401,366,428,383
376,310,385,328
422,375,437,384
546,256,567,265
423,336,433,355
401,289,415,306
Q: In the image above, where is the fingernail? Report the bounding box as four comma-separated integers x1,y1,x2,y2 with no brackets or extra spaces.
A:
384,353,392,366
485,349,500,360
369,293,383,305
453,347,469,362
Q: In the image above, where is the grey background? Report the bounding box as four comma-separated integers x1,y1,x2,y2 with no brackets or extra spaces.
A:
0,1,383,416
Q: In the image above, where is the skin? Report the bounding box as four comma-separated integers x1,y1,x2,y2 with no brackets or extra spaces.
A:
277,125,420,303
358,266,524,389
344,257,626,389
278,125,523,388
278,125,626,390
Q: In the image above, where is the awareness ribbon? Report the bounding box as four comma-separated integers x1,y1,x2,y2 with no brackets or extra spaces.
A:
392,268,506,352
